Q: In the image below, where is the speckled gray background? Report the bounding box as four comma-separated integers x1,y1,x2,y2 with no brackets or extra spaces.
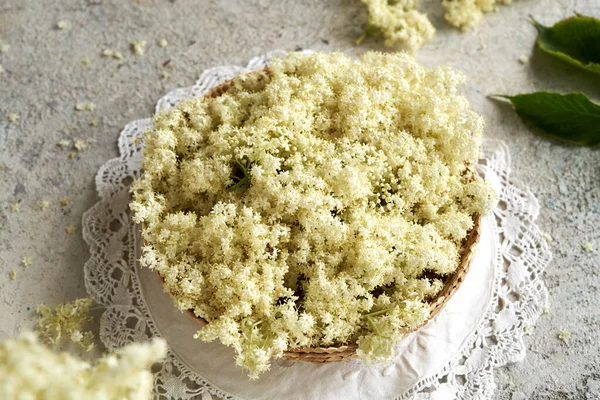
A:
1,0,599,398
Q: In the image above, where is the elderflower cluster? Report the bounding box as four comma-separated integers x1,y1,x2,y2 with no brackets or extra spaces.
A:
131,52,496,378
442,0,513,31
0,334,166,400
359,0,515,49
36,298,95,352
361,0,435,51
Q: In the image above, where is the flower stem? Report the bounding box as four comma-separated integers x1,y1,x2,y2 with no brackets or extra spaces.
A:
362,307,394,318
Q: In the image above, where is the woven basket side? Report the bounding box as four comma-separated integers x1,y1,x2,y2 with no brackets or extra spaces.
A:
427,214,481,321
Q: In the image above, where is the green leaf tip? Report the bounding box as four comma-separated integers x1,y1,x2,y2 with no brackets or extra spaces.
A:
529,16,546,32
533,14,600,76
491,91,600,147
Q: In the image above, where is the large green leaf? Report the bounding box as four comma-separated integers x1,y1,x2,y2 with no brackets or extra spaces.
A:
490,92,600,146
532,15,600,75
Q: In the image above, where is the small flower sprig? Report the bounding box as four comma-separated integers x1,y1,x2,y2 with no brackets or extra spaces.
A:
36,298,96,352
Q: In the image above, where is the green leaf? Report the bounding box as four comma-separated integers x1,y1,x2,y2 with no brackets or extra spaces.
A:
490,92,600,146
531,15,600,75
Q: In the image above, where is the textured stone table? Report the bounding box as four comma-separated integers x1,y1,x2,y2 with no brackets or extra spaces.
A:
1,0,599,398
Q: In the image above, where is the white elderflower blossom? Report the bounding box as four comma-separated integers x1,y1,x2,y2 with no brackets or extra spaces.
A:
558,328,571,344
360,0,435,51
10,202,20,213
36,298,96,352
21,256,33,267
7,112,19,122
131,52,496,378
442,0,513,30
58,139,71,149
74,138,87,151
0,333,166,400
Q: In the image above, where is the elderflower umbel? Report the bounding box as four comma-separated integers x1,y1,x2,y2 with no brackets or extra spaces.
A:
360,0,435,51
36,298,96,352
442,0,513,31
131,52,496,378
0,333,166,400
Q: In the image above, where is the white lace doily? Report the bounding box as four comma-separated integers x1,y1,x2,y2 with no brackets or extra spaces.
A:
82,51,551,400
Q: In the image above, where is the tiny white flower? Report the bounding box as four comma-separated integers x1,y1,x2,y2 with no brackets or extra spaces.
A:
56,20,71,30
558,328,571,344
582,242,594,253
132,40,146,56
70,330,83,343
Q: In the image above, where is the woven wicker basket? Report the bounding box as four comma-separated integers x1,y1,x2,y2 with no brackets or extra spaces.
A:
147,74,483,364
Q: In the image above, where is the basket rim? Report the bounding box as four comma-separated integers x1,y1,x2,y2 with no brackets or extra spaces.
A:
141,70,484,363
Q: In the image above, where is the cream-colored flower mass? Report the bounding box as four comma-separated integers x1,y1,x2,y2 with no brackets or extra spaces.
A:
361,0,435,51
442,0,513,31
36,298,96,352
0,334,166,400
359,0,514,49
131,51,496,378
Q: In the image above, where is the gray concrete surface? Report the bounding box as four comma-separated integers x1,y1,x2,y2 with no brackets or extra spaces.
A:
1,0,599,398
